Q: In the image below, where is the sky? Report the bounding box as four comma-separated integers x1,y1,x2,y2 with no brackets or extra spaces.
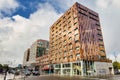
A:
0,0,120,66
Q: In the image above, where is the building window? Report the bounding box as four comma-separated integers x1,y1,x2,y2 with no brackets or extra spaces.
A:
100,50,105,53
64,40,66,43
79,7,87,12
68,31,71,34
89,16,98,22
74,27,78,31
63,24,67,27
64,34,66,37
59,28,61,31
96,23,100,26
68,11,70,15
68,21,71,24
64,51,67,54
70,55,73,58
64,57,67,60
69,49,72,53
74,17,77,20
89,12,98,18
69,37,72,40
75,33,79,37
64,45,67,48
76,53,80,57
59,24,61,27
63,21,65,24
56,20,61,25
63,30,66,32
98,38,103,41
97,33,102,36
79,11,87,16
97,28,101,31
76,46,80,50
99,44,104,47
75,40,79,43
68,26,71,29
63,16,65,19
55,64,61,68
74,22,77,25
63,63,70,68
68,16,71,19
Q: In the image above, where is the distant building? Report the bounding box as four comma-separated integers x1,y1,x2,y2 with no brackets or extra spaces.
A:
49,2,113,76
35,39,50,71
23,48,30,66
23,39,49,69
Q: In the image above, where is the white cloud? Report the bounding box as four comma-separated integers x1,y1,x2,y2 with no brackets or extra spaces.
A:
0,0,120,66
94,0,120,62
0,3,62,65
0,0,19,17
95,0,112,8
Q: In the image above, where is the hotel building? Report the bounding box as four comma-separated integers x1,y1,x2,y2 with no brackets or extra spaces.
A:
49,2,113,76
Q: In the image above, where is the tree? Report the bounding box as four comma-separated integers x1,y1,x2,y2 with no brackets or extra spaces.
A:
3,64,9,80
0,64,2,68
113,61,120,69
0,64,3,73
3,64,9,70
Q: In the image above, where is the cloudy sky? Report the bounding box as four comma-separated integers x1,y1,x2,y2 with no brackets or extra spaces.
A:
0,0,120,66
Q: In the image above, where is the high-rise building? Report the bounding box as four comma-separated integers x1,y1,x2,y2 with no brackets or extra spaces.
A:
49,2,113,76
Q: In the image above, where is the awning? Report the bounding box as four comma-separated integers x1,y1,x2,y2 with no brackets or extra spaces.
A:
42,65,53,70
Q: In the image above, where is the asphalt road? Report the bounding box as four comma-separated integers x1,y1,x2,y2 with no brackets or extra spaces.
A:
21,75,120,80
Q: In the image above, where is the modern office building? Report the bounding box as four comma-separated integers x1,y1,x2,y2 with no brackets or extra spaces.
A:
49,2,113,76
36,40,50,72
23,39,49,69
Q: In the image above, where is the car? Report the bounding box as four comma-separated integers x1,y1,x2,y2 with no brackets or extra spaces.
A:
32,70,40,76
8,70,15,74
115,71,120,75
15,71,20,75
25,70,31,76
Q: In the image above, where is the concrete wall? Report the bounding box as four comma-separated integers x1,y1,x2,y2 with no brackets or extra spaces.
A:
94,62,114,75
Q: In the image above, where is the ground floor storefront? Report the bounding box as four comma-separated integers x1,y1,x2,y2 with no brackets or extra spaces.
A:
53,60,114,76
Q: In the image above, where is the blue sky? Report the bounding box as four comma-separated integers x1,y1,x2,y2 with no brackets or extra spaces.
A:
0,0,120,66
2,0,66,18
1,0,96,18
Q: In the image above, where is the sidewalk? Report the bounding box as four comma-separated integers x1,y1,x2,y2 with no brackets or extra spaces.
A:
0,74,14,80
0,74,23,80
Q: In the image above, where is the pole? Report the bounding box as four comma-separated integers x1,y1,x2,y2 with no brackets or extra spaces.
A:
4,70,7,80
4,65,9,80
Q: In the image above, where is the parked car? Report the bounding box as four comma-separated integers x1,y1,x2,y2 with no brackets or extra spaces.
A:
114,71,120,75
32,70,40,76
25,70,31,76
8,70,15,74
15,71,20,75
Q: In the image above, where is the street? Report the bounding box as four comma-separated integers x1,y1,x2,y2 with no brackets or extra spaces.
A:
20,75,120,80
1,74,120,80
